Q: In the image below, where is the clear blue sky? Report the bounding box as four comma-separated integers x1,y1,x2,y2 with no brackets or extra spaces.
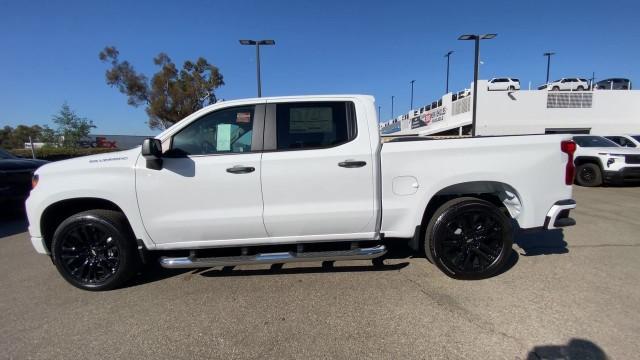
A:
1,0,638,135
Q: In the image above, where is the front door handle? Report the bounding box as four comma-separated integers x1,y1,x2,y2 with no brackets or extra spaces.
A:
226,166,255,174
338,160,366,168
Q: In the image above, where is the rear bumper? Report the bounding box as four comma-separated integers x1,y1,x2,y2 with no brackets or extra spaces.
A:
604,168,640,184
543,199,577,230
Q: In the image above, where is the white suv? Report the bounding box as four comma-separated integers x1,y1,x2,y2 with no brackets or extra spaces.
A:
573,135,640,186
540,78,589,91
605,135,640,148
487,78,520,91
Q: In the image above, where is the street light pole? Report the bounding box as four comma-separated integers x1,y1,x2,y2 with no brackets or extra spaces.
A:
391,96,395,119
458,34,497,137
445,51,453,94
409,80,415,110
239,39,276,97
543,52,555,84
378,105,381,121
255,45,262,97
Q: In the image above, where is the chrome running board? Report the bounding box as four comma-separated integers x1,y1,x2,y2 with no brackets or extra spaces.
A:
159,244,387,269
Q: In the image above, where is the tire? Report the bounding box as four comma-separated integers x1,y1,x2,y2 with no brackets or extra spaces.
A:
424,197,513,280
509,86,515,91
552,86,560,91
51,210,139,291
577,86,585,91
575,163,603,187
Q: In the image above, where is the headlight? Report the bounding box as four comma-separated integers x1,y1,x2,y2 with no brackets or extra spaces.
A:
31,174,39,189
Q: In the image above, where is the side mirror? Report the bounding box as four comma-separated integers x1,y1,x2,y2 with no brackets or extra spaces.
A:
141,138,163,170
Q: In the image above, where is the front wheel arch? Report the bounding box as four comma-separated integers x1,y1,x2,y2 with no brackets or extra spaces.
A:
41,198,134,253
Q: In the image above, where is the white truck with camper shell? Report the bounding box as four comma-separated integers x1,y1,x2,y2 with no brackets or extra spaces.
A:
26,95,577,291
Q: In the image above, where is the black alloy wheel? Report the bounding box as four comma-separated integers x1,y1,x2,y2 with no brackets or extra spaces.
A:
51,210,138,291
575,163,603,187
425,198,513,280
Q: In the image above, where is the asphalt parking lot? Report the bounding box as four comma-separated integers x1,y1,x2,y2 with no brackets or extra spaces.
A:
1,186,639,359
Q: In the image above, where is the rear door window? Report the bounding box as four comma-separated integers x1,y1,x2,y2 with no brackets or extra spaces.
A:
275,102,357,150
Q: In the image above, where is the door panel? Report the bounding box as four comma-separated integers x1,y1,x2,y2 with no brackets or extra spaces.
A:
260,100,376,239
136,154,266,244
135,103,267,245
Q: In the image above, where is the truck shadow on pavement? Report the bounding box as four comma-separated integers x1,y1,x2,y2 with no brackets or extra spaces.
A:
525,338,607,360
514,229,569,256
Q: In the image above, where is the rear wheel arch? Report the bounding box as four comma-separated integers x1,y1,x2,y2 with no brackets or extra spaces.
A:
410,181,521,251
40,198,135,253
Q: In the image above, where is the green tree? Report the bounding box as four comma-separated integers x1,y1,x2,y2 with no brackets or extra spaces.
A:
99,46,224,130
51,103,95,148
0,125,45,149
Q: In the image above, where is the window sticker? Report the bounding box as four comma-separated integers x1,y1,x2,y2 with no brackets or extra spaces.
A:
236,112,251,124
289,107,333,134
216,124,231,151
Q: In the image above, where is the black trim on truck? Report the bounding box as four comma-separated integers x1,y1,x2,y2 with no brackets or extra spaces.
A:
542,199,577,229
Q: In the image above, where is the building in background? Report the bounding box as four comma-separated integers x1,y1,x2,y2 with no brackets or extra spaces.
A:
77,134,150,150
380,80,640,137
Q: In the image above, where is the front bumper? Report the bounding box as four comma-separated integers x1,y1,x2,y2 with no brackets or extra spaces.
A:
604,167,640,184
544,199,577,230
30,236,49,255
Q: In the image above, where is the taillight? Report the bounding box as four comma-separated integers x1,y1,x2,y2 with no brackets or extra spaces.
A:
31,174,39,189
561,140,576,185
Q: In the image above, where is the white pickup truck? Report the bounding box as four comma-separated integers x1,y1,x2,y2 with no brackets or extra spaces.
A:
26,95,577,290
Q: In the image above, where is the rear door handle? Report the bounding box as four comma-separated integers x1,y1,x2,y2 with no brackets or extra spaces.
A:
226,166,255,174
338,160,366,168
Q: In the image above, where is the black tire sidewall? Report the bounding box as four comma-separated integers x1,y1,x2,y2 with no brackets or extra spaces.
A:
425,198,513,280
51,211,137,291
576,163,602,187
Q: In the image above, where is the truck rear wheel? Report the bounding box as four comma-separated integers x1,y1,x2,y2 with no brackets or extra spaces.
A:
575,163,602,187
424,197,513,280
51,210,139,291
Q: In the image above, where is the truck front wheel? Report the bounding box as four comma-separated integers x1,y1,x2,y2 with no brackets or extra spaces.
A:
424,198,513,280
51,210,139,291
575,163,602,187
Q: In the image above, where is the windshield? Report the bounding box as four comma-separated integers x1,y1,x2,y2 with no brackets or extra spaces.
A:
0,148,16,159
573,136,620,148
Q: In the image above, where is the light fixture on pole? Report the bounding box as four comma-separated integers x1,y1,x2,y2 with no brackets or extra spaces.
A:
444,51,454,94
543,52,555,84
239,39,276,97
458,33,497,136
